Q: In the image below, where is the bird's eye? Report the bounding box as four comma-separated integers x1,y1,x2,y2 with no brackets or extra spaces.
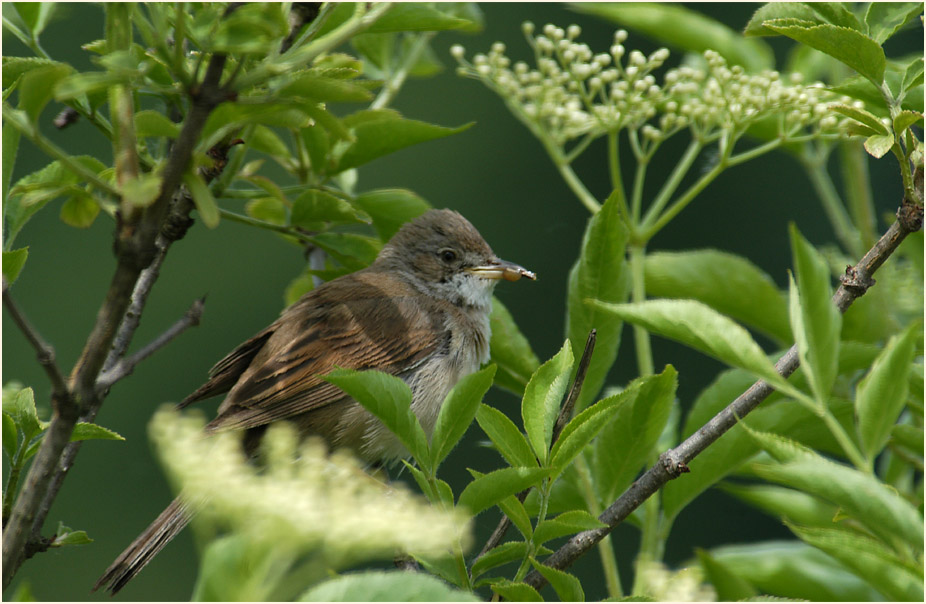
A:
439,248,458,263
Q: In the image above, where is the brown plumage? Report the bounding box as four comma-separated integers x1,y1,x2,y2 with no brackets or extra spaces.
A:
94,209,534,594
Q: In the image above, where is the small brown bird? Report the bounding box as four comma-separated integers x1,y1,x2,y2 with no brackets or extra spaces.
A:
95,208,534,594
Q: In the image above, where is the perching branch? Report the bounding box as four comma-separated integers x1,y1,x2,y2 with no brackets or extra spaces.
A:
523,198,924,592
475,330,598,561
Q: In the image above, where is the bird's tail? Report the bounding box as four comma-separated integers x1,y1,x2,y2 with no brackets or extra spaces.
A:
93,497,191,595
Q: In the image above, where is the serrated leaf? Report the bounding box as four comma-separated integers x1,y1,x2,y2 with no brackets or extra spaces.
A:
548,388,628,476
475,403,538,468
69,422,124,442
322,368,428,465
134,109,180,138
458,467,549,516
278,71,373,103
533,510,606,545
575,3,774,71
856,324,918,461
13,3,56,39
54,71,121,102
863,133,895,158
749,454,924,550
52,530,93,547
710,541,882,601
183,169,219,228
2,247,28,284
248,125,290,159
831,103,891,134
785,522,923,601
806,3,862,31
590,299,790,392
745,3,819,36
890,423,923,454
471,541,529,579
788,225,840,406
20,62,73,122
522,340,573,464
2,56,62,89
566,190,630,412
489,296,541,396
864,2,923,44
893,110,923,136
763,19,886,86
299,570,480,602
289,189,369,230
121,173,161,208
530,559,584,602
334,113,472,173
246,197,286,226
591,368,677,504
902,57,924,95
430,364,495,471
720,483,838,528
367,3,474,33
488,579,543,602
3,387,44,442
351,188,431,241
645,249,791,343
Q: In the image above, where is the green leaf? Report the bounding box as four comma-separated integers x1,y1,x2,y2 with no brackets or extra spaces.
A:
458,467,549,516
277,71,373,103
19,62,73,122
488,579,543,602
59,191,100,228
351,188,431,241
856,324,919,461
748,446,924,549
696,548,758,601
788,224,841,406
720,483,838,528
134,110,180,138
806,2,862,31
248,125,290,160
13,3,57,39
475,403,538,468
183,169,219,229
574,2,774,71
335,111,472,173
549,388,629,476
322,368,428,466
121,173,161,208
890,423,924,454
430,364,495,471
309,232,381,270
590,299,790,392
367,4,474,33
289,189,369,230
246,197,287,226
209,2,287,54
2,247,28,284
590,368,677,504
489,297,541,396
893,110,923,137
786,522,923,601
2,57,59,89
54,71,122,102
902,57,924,95
533,510,606,545
831,103,891,134
51,522,93,547
497,492,534,539
566,190,630,412
745,4,819,36
645,249,791,344
302,570,480,602
3,386,45,443
522,340,574,464
763,19,886,86
710,541,882,601
864,2,923,44
530,559,584,602
472,541,529,579
69,422,124,442
863,133,895,158
3,411,18,458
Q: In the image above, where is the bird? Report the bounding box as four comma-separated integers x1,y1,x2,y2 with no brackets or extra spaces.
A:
94,208,535,594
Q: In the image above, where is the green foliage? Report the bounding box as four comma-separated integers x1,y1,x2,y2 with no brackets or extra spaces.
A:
299,570,481,602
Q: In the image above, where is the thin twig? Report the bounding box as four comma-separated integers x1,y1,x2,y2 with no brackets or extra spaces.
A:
97,298,205,391
475,330,598,561
522,200,923,592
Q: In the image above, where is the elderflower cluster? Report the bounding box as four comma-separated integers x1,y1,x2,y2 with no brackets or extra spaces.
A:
451,23,852,148
636,560,717,602
150,408,469,567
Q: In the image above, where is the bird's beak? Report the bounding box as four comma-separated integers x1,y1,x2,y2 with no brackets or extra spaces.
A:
466,258,536,282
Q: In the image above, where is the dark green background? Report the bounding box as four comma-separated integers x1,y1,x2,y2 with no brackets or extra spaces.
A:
2,3,917,601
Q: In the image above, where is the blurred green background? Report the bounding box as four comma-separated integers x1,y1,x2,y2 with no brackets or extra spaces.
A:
2,3,918,601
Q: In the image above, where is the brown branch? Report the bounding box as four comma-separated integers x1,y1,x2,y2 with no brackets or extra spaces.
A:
1,49,233,588
475,330,598,561
523,199,924,592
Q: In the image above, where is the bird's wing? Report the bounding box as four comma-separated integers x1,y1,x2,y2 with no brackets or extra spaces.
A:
177,329,274,409
206,275,448,432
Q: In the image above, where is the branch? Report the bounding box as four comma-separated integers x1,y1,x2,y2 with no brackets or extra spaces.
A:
523,198,924,592
475,330,597,560
1,49,232,588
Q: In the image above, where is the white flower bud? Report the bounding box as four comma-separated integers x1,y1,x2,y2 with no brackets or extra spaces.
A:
450,45,465,60
522,21,535,35
567,24,581,39
491,42,506,54
611,44,625,59
614,29,628,43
